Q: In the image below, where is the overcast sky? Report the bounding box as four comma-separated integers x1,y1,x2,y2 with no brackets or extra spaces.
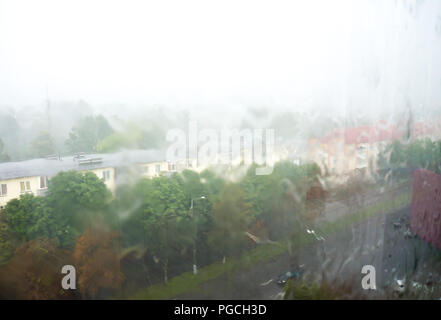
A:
0,0,440,117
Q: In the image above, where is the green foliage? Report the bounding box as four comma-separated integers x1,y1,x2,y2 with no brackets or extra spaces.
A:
177,170,213,241
406,139,426,168
377,146,389,170
138,125,164,149
179,170,205,201
0,237,74,299
131,189,410,299
180,170,217,216
0,113,20,161
30,131,56,158
378,138,441,177
46,170,112,245
48,171,111,211
140,175,191,283
96,122,163,153
116,179,152,247
2,170,112,248
240,164,277,220
304,162,322,179
130,241,285,300
199,169,225,202
239,161,318,240
0,217,14,265
389,140,406,167
65,115,114,153
0,138,10,162
118,175,193,283
207,184,252,259
143,175,188,219
410,138,441,173
117,169,225,284
97,132,134,153
3,194,59,242
284,280,335,300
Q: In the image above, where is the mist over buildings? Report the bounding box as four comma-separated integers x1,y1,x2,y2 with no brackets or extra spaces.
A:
1,1,441,301
0,0,440,155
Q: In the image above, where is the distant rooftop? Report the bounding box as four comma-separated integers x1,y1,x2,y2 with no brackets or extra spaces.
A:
0,149,166,181
319,122,401,145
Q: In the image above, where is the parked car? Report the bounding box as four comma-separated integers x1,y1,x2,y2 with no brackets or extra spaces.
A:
277,270,303,285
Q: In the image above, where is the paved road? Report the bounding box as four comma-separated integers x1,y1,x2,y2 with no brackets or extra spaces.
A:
174,181,441,299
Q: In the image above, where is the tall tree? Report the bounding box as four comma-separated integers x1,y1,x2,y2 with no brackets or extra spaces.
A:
65,115,114,153
46,170,112,246
141,175,190,284
74,227,124,299
240,161,314,241
0,238,75,300
4,194,59,242
389,140,406,168
0,112,21,160
0,138,10,162
96,122,164,153
177,170,214,273
30,131,56,158
0,216,14,265
117,178,154,248
207,184,252,263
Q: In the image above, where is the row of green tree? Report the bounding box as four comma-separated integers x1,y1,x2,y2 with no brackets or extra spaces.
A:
31,115,164,158
0,113,164,162
0,160,321,298
377,138,441,179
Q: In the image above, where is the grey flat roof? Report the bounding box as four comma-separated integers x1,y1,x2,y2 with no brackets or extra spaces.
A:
0,149,166,181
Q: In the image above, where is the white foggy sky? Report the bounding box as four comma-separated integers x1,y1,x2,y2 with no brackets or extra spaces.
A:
0,0,440,116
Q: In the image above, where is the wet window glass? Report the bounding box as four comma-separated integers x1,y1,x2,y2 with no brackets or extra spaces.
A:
0,0,440,302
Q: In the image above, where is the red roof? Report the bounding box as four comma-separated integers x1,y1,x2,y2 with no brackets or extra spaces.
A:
320,123,400,145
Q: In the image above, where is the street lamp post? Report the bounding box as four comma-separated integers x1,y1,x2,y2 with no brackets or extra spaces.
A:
190,195,206,275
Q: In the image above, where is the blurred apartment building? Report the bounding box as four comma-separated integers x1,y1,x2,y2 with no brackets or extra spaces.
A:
306,118,441,180
0,149,187,210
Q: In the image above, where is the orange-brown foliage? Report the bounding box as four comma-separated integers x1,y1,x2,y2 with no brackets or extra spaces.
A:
73,227,125,299
0,238,75,300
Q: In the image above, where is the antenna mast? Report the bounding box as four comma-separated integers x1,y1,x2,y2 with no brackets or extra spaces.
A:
46,83,51,131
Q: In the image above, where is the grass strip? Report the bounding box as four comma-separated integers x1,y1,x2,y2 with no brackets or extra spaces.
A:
130,191,412,300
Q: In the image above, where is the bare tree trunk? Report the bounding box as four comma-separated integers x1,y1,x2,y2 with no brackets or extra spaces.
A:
163,259,168,284
142,255,152,286
193,240,197,274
